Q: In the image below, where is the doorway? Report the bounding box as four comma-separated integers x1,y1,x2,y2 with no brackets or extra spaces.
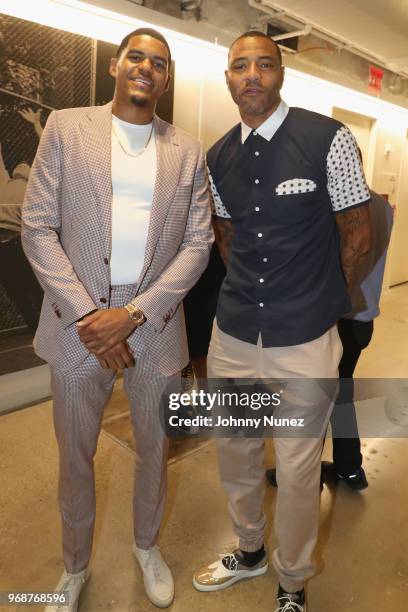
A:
332,107,376,183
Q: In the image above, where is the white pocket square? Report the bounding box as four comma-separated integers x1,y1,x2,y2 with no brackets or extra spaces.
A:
275,178,317,195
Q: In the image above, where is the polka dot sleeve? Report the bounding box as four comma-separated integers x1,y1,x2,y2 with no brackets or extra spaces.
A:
327,126,370,212
208,169,231,219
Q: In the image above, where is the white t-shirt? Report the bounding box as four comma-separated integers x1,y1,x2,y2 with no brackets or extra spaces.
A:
110,114,157,285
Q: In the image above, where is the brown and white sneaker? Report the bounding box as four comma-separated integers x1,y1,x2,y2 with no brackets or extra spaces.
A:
193,549,268,592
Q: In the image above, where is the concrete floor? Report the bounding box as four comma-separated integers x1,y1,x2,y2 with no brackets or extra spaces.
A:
2,284,408,611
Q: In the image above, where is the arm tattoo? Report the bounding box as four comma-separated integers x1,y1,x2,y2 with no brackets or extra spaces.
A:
335,205,372,291
213,217,234,267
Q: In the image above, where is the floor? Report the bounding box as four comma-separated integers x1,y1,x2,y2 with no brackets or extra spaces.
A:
1,284,408,611
0,330,44,376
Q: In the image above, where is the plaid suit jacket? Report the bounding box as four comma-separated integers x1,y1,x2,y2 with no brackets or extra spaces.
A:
21,102,213,374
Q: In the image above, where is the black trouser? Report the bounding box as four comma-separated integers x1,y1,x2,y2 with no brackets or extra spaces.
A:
0,230,43,337
330,318,374,475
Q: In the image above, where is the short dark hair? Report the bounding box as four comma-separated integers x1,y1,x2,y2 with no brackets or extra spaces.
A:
116,27,172,66
229,30,282,66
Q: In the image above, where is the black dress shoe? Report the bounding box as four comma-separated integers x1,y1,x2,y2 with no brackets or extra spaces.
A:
275,584,307,611
265,467,278,487
322,461,368,491
265,468,323,491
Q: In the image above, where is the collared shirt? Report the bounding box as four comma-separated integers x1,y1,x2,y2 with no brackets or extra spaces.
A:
240,100,289,144
207,101,371,348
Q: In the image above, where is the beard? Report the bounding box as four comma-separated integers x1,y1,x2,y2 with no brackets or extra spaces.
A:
238,93,279,117
238,97,270,116
231,85,281,118
130,94,149,107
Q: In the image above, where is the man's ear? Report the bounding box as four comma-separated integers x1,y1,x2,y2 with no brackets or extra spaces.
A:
109,57,117,79
280,66,285,87
225,70,230,91
164,72,171,93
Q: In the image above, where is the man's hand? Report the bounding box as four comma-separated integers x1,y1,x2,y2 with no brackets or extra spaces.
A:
77,307,140,355
96,340,135,369
18,107,42,124
18,108,43,139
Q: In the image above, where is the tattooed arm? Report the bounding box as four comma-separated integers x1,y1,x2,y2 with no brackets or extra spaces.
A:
213,217,234,267
335,203,373,292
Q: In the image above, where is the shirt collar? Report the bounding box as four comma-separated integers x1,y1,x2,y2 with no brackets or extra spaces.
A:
241,100,289,144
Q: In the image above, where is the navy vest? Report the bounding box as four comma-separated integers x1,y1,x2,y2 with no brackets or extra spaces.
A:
207,107,352,347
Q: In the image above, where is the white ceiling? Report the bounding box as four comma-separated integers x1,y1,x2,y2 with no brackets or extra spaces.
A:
255,0,408,75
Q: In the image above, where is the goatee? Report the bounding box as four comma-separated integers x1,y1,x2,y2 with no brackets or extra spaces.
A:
131,95,148,107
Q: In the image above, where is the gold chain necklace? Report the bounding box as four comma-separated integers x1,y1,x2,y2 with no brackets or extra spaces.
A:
112,121,154,158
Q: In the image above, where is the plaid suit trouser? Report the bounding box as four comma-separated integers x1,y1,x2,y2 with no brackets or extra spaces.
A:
51,283,177,573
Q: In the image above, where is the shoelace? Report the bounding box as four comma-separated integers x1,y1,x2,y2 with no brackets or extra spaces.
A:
220,553,239,571
275,595,304,612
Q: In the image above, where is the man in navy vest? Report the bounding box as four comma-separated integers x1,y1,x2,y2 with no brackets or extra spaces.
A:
193,31,372,611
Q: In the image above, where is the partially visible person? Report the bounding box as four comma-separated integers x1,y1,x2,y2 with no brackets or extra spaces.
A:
324,182,394,489
0,107,44,335
183,242,226,380
0,108,43,209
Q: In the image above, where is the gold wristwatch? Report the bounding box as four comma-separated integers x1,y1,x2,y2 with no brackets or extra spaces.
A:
124,303,145,325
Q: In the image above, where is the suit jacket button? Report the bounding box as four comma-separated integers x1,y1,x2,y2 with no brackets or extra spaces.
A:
104,257,109,265
56,310,61,318
100,297,107,303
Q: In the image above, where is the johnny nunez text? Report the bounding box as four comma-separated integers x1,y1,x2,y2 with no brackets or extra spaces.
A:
167,415,305,429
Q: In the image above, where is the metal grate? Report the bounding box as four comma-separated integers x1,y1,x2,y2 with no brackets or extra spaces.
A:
0,282,25,333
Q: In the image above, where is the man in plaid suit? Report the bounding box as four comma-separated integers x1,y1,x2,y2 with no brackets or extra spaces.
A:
22,28,212,610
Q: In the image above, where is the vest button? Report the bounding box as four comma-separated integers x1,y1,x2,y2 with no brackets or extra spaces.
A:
103,257,109,265
100,297,107,303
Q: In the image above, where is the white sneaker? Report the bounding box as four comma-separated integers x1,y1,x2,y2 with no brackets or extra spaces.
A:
44,568,89,612
133,544,174,608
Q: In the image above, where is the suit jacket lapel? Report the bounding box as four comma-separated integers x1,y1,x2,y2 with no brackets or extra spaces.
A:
79,102,113,258
138,115,182,284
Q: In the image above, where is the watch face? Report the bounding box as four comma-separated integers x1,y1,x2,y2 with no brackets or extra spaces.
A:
131,308,143,322
126,305,144,323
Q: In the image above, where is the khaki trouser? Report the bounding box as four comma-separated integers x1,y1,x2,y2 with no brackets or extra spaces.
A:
51,284,176,573
208,321,342,593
